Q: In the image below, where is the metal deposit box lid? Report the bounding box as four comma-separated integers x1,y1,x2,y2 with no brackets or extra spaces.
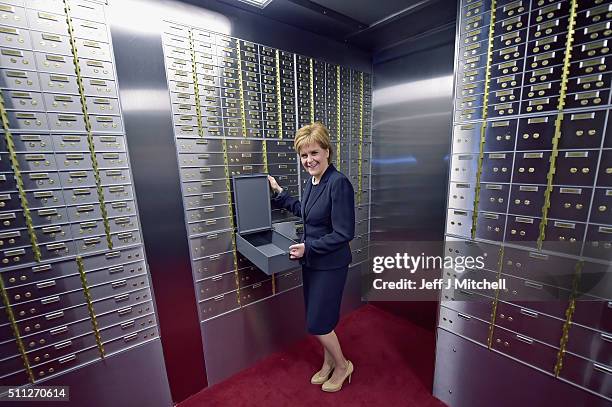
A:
232,174,272,234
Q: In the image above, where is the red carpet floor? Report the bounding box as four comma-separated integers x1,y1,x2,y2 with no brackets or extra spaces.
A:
178,304,447,407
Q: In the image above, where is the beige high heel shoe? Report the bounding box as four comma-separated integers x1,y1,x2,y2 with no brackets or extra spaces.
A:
321,360,353,392
310,363,334,385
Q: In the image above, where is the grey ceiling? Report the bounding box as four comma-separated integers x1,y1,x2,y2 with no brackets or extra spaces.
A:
209,0,457,54
311,0,426,25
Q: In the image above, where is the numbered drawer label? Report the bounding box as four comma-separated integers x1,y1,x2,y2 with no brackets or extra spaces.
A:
516,115,555,150
189,230,233,259
0,25,31,51
450,154,479,182
513,152,551,184
27,9,67,35
0,4,28,29
574,21,612,45
543,220,585,255
0,47,34,69
75,38,112,62
548,186,592,223
99,169,132,185
180,165,227,182
493,28,528,51
505,215,540,247
491,59,522,78
39,73,80,94
11,152,57,172
479,183,511,213
71,18,108,43
527,33,568,57
3,90,45,111
555,151,598,186
522,96,560,114
490,73,521,92
82,78,117,97
90,115,123,133
448,182,476,210
48,113,86,131
70,1,106,23
85,97,120,115
175,137,224,154
6,111,48,130
0,68,40,91
78,58,114,80
30,31,71,55
566,89,610,109
489,100,519,117
492,43,526,65
495,0,527,21
43,93,81,113
526,48,565,70
446,209,473,237
182,179,228,196
184,191,229,209
475,212,506,242
186,204,231,224
35,52,74,75
522,80,562,101
508,184,544,217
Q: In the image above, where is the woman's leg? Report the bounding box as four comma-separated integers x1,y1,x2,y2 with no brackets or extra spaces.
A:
316,330,349,382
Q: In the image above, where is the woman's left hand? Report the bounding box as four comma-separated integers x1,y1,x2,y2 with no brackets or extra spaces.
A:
289,243,305,259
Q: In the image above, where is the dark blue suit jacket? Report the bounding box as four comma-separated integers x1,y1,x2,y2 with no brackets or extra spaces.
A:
272,164,355,270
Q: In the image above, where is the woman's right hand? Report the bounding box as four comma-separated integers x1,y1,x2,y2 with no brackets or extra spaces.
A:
268,175,283,194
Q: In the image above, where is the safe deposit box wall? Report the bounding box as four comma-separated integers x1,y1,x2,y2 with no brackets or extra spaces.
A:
159,15,372,384
161,21,372,317
0,0,172,405
435,0,611,405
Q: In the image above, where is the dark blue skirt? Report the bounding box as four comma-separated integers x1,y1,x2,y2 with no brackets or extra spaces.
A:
302,265,349,335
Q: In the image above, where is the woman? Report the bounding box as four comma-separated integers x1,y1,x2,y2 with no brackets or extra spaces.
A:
268,122,355,392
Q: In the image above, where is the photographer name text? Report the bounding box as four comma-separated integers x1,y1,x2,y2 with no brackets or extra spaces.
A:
372,278,506,290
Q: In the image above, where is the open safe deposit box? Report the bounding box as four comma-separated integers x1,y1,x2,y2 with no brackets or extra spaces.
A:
233,174,298,275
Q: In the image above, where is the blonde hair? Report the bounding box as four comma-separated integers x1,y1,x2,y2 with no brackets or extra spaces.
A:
293,122,333,161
